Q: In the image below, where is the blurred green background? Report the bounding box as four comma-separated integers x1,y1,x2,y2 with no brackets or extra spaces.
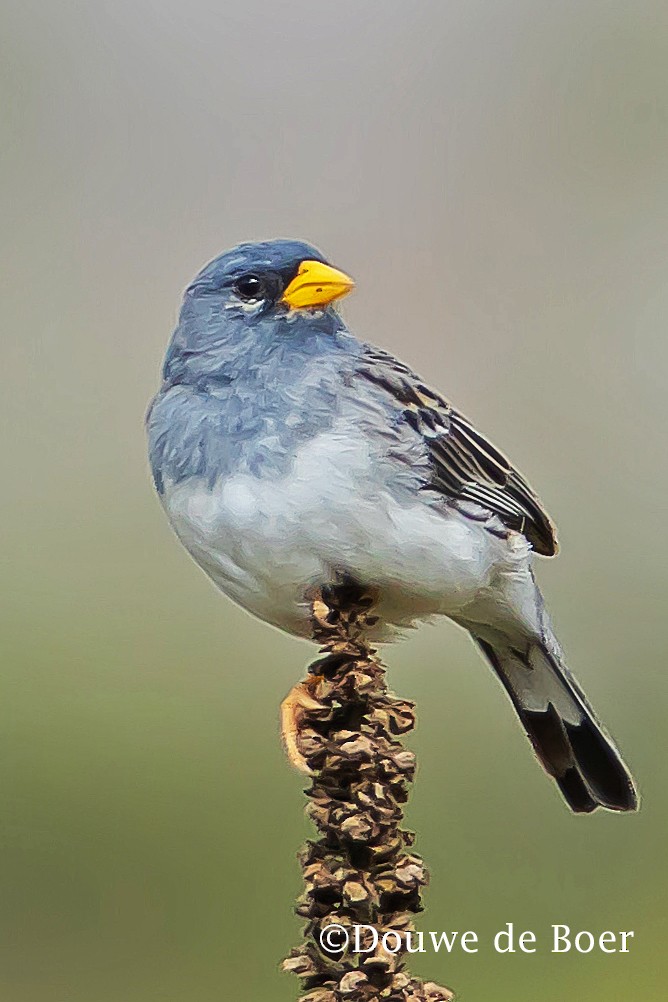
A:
1,1,667,999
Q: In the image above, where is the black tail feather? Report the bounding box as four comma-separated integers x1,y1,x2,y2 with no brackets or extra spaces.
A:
476,637,638,814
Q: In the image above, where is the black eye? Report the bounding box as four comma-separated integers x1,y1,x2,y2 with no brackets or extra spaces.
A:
234,274,264,300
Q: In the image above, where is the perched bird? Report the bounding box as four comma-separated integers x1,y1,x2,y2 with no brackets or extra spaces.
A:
147,238,638,814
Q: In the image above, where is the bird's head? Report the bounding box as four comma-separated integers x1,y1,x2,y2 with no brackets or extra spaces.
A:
164,239,356,386
185,238,355,322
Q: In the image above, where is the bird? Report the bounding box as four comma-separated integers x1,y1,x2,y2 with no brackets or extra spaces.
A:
147,238,638,814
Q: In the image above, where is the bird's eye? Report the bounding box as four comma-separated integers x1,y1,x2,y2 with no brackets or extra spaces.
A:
234,274,264,300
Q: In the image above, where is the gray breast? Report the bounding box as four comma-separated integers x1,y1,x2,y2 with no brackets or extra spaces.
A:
147,367,341,493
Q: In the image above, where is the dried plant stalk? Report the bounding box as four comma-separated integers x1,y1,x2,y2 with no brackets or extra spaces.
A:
282,582,454,1002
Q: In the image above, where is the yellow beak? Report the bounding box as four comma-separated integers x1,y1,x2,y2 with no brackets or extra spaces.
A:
281,259,355,310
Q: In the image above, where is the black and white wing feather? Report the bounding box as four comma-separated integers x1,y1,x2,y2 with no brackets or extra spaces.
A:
356,347,558,556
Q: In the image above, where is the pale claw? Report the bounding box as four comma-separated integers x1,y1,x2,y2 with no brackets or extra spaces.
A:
280,677,327,774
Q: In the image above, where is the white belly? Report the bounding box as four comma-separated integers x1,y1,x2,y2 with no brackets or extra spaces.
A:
161,430,530,639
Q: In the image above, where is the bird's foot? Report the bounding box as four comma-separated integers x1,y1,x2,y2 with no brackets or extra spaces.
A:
280,675,327,774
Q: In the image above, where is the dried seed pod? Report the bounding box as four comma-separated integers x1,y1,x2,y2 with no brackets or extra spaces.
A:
284,585,453,1002
339,970,368,994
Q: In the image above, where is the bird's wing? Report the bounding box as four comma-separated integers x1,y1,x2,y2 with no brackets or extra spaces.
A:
356,347,558,556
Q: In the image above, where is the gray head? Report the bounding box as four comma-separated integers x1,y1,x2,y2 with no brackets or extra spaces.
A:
163,239,355,386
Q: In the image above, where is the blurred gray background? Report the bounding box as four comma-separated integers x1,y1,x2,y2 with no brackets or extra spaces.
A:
1,1,667,999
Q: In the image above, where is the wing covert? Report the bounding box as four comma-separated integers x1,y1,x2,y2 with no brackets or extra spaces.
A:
356,347,558,556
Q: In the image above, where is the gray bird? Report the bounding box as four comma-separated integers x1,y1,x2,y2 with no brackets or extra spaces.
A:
147,238,638,814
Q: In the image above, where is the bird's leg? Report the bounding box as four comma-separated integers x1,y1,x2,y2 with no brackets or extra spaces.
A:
280,674,327,774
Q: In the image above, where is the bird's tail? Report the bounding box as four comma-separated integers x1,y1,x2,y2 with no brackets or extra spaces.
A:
473,631,638,813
